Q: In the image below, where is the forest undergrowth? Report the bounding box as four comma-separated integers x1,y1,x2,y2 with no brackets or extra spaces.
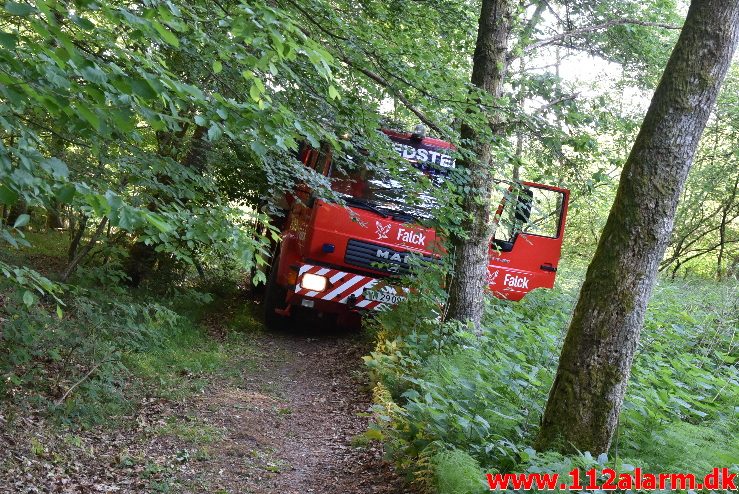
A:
0,230,253,426
1,231,737,494
365,265,739,493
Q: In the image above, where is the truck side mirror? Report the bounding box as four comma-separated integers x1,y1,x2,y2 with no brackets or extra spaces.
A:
515,188,533,224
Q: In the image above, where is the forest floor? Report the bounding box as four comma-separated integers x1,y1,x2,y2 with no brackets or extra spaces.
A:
0,295,410,493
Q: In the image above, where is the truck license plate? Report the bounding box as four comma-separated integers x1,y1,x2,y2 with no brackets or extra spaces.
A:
363,289,406,305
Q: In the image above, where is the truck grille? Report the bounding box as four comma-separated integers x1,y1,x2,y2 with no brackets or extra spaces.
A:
344,239,440,274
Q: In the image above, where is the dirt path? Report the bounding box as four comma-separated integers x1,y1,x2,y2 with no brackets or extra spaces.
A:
182,326,410,493
0,303,410,493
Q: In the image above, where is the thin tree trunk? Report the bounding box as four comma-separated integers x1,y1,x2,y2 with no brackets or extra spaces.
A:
536,0,739,455
101,221,113,265
513,57,526,182
717,215,726,279
47,134,67,230
46,200,64,230
671,258,682,280
181,125,209,172
717,173,739,279
62,217,108,282
446,0,513,327
124,125,210,286
68,215,88,262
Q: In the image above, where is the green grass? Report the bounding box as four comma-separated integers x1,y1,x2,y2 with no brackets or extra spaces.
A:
2,227,265,425
620,420,739,474
433,448,486,494
0,228,69,266
21,229,70,257
157,417,225,445
0,229,273,494
125,312,262,401
227,300,265,334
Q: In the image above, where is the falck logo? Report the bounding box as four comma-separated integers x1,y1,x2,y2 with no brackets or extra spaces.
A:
487,269,500,286
375,221,391,240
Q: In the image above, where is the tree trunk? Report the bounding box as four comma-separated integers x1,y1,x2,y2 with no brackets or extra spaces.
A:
536,0,739,455
716,173,739,280
445,0,513,326
124,125,209,286
6,200,28,228
61,217,108,282
46,200,64,230
671,258,682,280
68,214,88,262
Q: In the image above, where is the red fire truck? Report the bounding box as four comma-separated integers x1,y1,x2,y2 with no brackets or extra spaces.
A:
263,128,569,329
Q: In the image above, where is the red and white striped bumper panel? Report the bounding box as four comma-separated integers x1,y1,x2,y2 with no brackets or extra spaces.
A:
295,264,396,311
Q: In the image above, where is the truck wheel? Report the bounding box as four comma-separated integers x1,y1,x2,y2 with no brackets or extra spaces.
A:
263,255,292,331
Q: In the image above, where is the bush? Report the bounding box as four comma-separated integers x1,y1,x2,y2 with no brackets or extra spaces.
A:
366,272,739,489
0,279,192,423
432,448,486,494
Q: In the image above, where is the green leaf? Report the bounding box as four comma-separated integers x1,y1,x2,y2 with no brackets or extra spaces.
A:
207,123,222,141
115,205,140,230
250,140,267,157
4,1,34,16
43,158,69,178
55,184,76,203
56,304,63,319
105,190,123,210
85,193,110,215
363,429,384,441
1,230,18,247
70,15,95,31
249,84,261,102
131,79,157,99
0,31,18,49
13,213,29,228
75,104,100,130
22,290,35,307
0,184,19,205
328,85,340,100
111,109,135,132
80,66,108,84
151,20,180,47
144,212,173,233
212,60,223,74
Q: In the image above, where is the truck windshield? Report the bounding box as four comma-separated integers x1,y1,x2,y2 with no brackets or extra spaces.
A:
331,139,453,219
332,163,448,220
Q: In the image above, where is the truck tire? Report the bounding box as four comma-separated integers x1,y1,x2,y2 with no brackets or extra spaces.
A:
263,253,292,331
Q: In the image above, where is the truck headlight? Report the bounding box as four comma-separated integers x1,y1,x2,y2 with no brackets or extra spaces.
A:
301,273,327,292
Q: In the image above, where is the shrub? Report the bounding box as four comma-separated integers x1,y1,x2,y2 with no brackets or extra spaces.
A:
0,281,190,423
367,271,739,489
432,448,486,494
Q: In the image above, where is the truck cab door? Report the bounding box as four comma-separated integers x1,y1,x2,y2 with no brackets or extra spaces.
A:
487,182,569,301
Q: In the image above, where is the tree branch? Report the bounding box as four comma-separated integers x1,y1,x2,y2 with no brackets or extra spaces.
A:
61,216,108,282
522,18,681,55
342,60,444,135
54,357,111,406
533,93,579,115
282,0,444,136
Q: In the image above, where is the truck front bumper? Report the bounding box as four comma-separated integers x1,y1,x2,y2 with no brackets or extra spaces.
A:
287,263,405,313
